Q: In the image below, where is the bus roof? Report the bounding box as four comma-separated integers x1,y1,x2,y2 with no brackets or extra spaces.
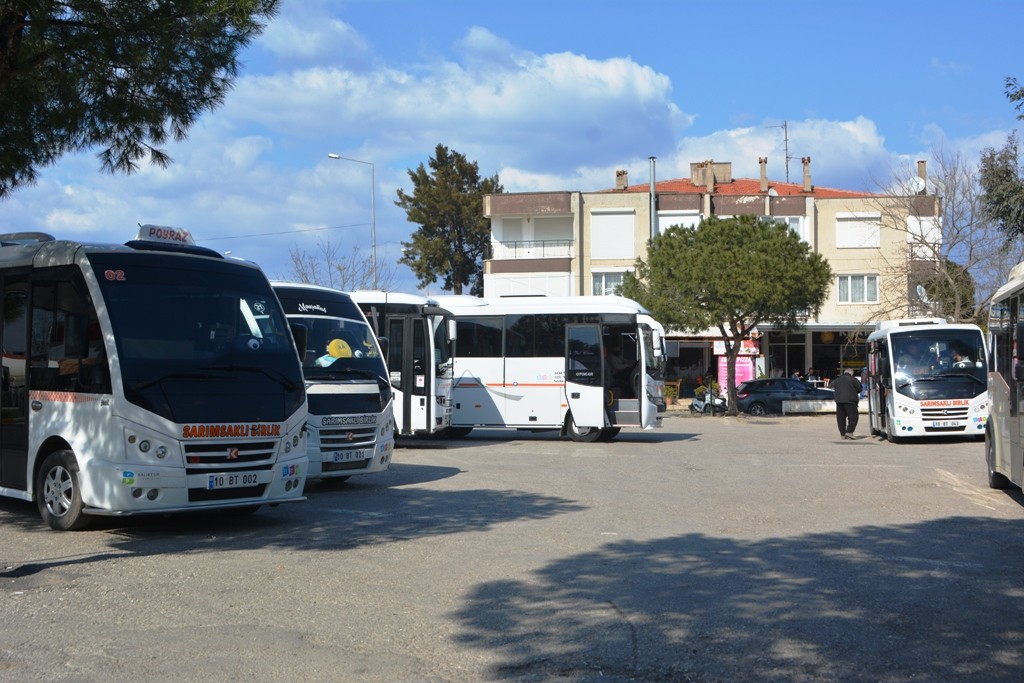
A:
348,290,444,307
867,321,983,341
433,294,654,317
0,230,229,269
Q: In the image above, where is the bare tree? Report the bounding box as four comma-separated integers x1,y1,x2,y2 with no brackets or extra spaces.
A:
286,238,397,290
870,149,1024,325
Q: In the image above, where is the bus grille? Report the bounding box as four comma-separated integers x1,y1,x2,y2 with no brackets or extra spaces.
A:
920,407,969,420
318,426,377,453
183,441,277,470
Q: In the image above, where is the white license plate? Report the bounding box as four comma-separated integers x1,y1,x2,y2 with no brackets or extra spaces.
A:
329,450,365,463
207,472,261,490
930,420,959,428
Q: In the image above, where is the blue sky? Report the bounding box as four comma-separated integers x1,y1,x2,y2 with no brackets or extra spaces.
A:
3,0,1022,293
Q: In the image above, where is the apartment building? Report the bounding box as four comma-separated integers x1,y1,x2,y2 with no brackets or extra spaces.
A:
482,157,940,391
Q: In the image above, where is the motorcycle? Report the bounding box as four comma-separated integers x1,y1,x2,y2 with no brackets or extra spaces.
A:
690,390,727,414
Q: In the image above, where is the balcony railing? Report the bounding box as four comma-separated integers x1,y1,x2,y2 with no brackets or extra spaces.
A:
491,239,574,260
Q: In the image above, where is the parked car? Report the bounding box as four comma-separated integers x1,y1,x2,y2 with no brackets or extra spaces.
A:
735,378,834,416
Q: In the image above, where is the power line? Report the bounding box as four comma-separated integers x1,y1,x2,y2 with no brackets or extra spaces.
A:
196,222,370,243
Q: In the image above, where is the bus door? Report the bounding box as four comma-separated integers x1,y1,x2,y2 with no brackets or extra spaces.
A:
386,315,431,435
636,327,653,429
0,276,28,490
565,324,605,429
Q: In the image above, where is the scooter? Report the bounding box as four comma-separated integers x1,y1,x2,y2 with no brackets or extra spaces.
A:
690,390,727,414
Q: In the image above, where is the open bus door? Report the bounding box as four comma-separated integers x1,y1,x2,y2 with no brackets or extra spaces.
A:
386,314,431,435
565,324,606,440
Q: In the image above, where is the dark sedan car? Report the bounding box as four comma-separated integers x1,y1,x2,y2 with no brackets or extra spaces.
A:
735,378,834,416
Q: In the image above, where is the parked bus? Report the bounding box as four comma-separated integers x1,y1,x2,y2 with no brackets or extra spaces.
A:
0,228,308,530
271,283,394,479
865,318,988,443
433,295,666,442
986,261,1024,488
349,291,454,436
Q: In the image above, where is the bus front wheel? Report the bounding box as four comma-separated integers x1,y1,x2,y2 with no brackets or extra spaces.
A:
567,414,602,443
36,450,91,531
885,409,900,444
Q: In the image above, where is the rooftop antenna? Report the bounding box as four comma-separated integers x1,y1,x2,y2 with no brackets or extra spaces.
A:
768,120,794,183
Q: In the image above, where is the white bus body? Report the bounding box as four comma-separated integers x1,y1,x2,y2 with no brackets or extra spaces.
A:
433,295,666,442
866,319,988,443
272,283,394,479
986,262,1024,488
0,230,308,530
349,291,454,436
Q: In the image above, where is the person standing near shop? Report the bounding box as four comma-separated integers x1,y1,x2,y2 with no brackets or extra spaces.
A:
830,367,863,440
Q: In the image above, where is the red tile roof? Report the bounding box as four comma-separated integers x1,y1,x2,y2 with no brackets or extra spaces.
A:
606,177,879,199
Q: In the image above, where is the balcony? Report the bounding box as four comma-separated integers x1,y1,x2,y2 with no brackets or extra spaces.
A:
491,239,574,260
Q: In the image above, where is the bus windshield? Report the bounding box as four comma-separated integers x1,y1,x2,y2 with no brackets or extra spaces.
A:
296,316,387,382
891,330,987,390
89,253,305,423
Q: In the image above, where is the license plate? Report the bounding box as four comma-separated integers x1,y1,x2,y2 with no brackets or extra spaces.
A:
207,472,260,490
328,450,365,463
930,420,959,428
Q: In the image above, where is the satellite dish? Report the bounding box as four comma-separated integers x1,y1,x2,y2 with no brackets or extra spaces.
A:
916,284,931,303
767,188,778,197
907,176,926,194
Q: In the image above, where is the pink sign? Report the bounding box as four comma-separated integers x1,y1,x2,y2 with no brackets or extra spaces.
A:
718,355,755,389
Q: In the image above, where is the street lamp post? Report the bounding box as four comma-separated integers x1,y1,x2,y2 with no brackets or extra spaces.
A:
327,152,377,289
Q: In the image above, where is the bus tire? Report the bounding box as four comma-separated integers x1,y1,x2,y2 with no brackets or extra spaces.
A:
567,413,602,443
885,410,900,444
36,451,91,531
987,432,1010,489
598,427,621,441
442,427,473,439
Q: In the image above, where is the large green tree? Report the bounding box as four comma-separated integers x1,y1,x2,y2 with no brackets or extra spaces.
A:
622,215,832,415
0,0,279,198
396,144,502,295
979,77,1024,239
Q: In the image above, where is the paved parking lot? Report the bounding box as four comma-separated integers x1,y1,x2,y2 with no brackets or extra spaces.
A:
1,412,1021,682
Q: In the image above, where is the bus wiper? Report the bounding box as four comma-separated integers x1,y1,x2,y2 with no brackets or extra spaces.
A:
209,365,303,392
315,367,384,382
131,371,231,392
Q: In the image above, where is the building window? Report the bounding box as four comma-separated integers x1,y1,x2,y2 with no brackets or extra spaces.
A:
837,275,879,304
776,216,808,243
592,271,625,296
836,213,881,248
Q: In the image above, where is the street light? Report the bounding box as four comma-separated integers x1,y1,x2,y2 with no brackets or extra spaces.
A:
327,152,377,289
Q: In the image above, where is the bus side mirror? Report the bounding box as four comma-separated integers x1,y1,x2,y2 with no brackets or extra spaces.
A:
448,319,457,341
377,335,389,360
290,323,308,360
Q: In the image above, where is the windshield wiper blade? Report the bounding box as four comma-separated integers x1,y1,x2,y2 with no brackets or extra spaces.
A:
209,365,303,392
131,371,231,392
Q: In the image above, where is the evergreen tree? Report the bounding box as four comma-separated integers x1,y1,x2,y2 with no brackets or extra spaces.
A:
396,144,502,295
0,0,279,198
622,216,832,414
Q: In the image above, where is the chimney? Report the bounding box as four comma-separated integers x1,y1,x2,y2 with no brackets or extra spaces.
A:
759,156,768,193
615,169,628,190
917,160,927,188
802,156,812,192
704,159,715,193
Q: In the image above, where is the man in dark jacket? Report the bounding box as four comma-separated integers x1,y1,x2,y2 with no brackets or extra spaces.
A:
830,367,863,439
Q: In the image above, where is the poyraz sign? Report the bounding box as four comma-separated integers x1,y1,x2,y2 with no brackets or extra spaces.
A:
138,224,195,246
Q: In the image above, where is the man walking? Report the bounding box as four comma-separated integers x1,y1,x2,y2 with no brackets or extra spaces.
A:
830,367,863,440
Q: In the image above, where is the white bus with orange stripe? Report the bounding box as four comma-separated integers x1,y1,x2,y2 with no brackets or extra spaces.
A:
433,295,665,442
0,229,308,530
